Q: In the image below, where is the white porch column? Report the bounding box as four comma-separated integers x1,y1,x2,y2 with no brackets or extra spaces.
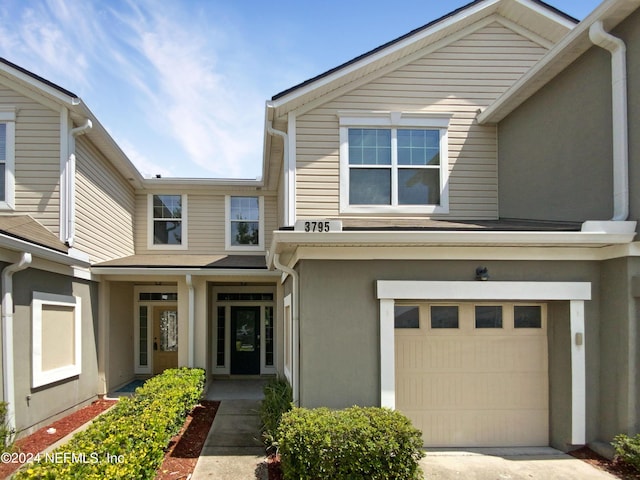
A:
380,298,395,409
570,300,586,445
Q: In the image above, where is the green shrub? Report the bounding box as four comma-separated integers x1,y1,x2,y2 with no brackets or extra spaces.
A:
0,402,14,454
15,367,205,480
259,377,293,451
277,406,425,480
613,433,640,471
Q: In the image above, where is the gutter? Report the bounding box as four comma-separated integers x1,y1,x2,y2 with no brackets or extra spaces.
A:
2,252,32,440
589,21,629,221
265,104,293,226
273,254,300,405
64,119,93,247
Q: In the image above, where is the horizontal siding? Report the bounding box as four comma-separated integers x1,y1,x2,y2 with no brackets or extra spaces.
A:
135,192,278,255
0,86,61,233
74,137,136,263
295,22,547,221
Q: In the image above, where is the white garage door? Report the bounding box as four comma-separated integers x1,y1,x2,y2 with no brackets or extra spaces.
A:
395,303,548,447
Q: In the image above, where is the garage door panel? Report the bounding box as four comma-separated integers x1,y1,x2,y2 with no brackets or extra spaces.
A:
395,302,548,447
409,410,549,447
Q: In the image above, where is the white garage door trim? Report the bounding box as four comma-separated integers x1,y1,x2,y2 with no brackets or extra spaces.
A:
377,280,591,445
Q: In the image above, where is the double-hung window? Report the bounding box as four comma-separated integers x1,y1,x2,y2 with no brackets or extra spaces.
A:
339,111,450,214
148,194,187,249
225,196,264,250
0,107,16,210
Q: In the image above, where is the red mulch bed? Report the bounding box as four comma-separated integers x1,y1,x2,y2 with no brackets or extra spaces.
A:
569,447,640,479
0,398,220,480
155,400,219,480
267,453,283,480
0,399,116,478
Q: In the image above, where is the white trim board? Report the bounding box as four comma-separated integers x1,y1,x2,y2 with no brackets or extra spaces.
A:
377,280,589,446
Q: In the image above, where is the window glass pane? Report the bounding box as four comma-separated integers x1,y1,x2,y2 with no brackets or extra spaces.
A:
231,221,259,245
398,129,439,166
160,310,178,351
431,306,459,328
153,195,182,219
265,306,274,366
139,306,148,366
515,306,542,328
231,196,259,221
217,306,225,367
395,306,419,329
398,168,440,205
349,129,391,165
349,168,391,205
154,220,182,245
0,163,5,202
475,306,503,328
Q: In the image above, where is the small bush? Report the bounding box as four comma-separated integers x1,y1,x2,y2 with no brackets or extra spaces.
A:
277,406,425,480
15,367,205,480
0,402,14,454
613,433,640,471
259,377,292,451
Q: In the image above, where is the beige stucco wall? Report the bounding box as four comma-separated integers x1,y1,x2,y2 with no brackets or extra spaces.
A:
107,282,134,391
10,268,99,437
296,258,605,448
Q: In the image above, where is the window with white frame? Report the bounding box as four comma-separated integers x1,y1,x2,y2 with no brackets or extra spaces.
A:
225,196,264,250
32,292,81,388
148,194,187,248
339,111,450,214
0,107,16,210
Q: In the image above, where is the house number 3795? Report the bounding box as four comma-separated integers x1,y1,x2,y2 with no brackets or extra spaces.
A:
294,219,342,233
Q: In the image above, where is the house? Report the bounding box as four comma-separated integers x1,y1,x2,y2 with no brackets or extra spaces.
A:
0,0,638,456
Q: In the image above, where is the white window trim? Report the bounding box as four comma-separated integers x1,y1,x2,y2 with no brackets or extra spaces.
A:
225,195,265,251
377,280,590,446
338,111,451,215
147,194,188,250
0,107,17,211
32,292,81,388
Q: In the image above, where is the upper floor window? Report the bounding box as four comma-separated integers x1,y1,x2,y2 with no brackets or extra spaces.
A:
225,196,264,251
148,194,187,249
0,107,16,210
339,111,450,215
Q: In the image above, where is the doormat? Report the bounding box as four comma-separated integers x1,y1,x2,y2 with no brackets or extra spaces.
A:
114,379,146,393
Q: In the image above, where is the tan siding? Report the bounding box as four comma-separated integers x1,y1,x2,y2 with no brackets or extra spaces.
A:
74,137,135,263
0,86,61,233
135,192,277,255
295,23,547,221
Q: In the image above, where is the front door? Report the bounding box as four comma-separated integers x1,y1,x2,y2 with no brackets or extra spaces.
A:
231,306,260,374
153,306,178,374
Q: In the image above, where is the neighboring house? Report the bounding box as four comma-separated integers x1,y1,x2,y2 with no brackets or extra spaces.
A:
1,0,638,458
265,0,640,454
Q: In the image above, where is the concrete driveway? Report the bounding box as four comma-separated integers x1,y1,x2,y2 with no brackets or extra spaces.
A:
421,448,617,479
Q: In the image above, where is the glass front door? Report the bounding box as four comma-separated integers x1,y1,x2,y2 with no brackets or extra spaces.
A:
230,306,260,374
153,306,178,374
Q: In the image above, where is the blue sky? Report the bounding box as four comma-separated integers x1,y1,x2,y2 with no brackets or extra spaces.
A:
0,0,601,179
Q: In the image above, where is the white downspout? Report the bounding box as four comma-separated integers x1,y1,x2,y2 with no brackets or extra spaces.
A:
2,252,32,441
65,119,93,247
266,114,292,226
589,21,629,221
186,274,195,368
273,254,299,405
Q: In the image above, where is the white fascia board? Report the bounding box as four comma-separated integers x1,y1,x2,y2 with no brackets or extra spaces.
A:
269,0,501,109
479,0,640,124
90,267,280,277
514,0,578,30
0,233,90,268
270,230,635,252
377,280,592,301
0,65,78,106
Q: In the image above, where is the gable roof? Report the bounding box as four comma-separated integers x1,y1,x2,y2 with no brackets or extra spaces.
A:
478,0,640,124
267,0,576,117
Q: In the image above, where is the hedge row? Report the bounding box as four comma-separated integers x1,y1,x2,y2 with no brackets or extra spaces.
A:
15,367,205,480
613,433,640,471
277,406,425,480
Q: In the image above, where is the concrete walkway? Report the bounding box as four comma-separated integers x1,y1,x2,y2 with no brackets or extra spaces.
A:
191,380,268,480
192,380,616,480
